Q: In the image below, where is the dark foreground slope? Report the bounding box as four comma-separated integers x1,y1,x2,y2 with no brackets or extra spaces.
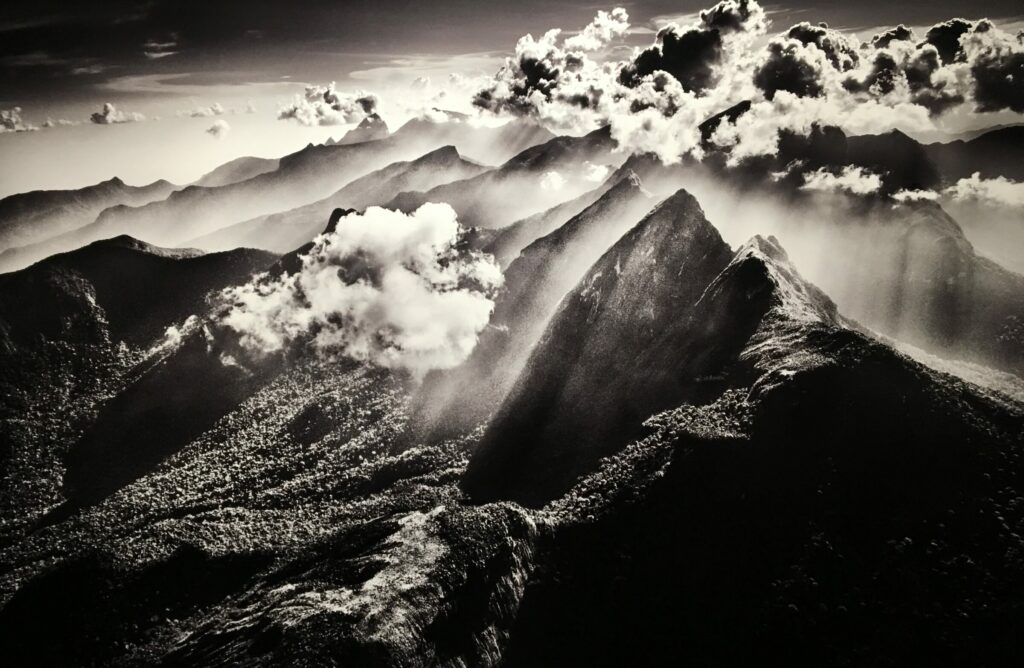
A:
0,191,1021,667
0,237,276,531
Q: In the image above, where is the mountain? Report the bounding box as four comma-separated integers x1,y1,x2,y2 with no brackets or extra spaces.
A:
924,126,1024,183
414,173,655,437
334,113,389,145
844,200,1024,377
385,125,622,229
389,115,555,165
0,121,544,272
193,156,280,188
1,186,1022,666
187,145,487,253
0,236,274,355
462,188,1022,507
0,177,178,253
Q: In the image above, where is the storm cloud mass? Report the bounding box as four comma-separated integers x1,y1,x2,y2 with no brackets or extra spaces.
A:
472,0,1024,165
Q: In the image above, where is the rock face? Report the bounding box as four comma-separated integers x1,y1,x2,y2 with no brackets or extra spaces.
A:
462,187,1020,507
414,173,655,438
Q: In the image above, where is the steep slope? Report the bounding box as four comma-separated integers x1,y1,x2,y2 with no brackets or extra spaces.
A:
463,187,1023,507
188,146,486,253
193,156,280,188
386,126,622,229
0,177,178,253
0,237,277,525
414,174,655,438
483,181,614,269
821,200,1024,377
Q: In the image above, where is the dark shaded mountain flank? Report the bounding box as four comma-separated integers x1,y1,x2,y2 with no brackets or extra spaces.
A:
925,125,1024,183
462,186,1021,507
414,173,655,439
0,236,275,352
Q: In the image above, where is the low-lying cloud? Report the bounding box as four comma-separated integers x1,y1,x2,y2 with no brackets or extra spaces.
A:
800,166,883,196
946,172,1024,207
278,82,379,126
90,102,145,124
216,204,502,377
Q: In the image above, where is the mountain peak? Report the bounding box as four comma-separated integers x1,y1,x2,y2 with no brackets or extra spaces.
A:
412,144,461,165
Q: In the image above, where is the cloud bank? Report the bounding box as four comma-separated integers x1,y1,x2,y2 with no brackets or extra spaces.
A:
278,82,379,126
90,102,145,124
472,1,1024,164
216,204,502,377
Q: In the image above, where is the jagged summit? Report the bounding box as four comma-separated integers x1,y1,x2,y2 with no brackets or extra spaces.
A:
462,187,855,506
337,113,390,145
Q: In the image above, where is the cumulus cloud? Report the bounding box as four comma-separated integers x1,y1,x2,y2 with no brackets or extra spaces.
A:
278,82,379,126
946,172,1024,206
471,0,1024,166
0,107,37,133
215,204,502,377
619,0,766,92
800,166,883,195
206,119,230,138
90,102,145,124
564,8,630,51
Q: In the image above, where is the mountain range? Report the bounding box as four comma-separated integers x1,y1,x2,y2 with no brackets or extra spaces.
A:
0,109,1022,666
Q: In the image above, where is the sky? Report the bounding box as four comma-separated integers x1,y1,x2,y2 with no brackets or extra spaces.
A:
1,0,1023,197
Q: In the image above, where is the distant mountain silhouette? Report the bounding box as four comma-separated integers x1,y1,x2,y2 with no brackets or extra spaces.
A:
188,146,486,253
0,177,178,252
193,156,280,188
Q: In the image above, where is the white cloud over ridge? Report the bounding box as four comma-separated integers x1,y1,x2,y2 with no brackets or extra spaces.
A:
800,166,883,195
472,1,1024,165
946,172,1024,207
216,204,502,377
